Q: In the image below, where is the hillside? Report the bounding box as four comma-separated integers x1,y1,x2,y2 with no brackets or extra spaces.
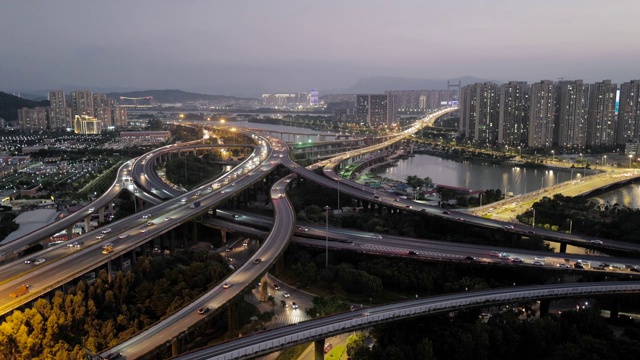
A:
0,92,49,121
106,89,255,103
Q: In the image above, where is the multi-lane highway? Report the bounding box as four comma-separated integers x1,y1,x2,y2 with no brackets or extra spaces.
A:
208,211,640,275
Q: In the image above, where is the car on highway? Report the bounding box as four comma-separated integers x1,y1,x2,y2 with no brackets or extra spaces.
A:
557,263,571,268
88,207,95,212
442,211,450,215
273,284,280,290
504,225,515,229
118,234,128,239
511,257,523,263
197,307,210,315
370,234,383,239
101,228,112,234
140,228,148,233
534,256,546,261
590,240,603,245
291,302,299,309
142,214,152,219
253,258,262,264
195,191,201,196
574,262,584,269
222,283,231,289
103,352,122,360
406,205,412,209
532,261,544,266
408,251,418,255
280,300,287,307
164,217,171,221
33,258,46,265
96,234,105,239
226,246,233,252
181,197,187,202
68,241,84,248
296,226,309,232
465,256,476,261
282,291,290,298
24,258,37,264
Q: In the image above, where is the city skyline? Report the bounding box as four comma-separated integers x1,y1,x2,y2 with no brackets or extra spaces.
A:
2,1,639,96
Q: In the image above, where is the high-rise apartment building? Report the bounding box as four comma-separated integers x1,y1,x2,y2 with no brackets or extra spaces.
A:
617,80,640,144
48,90,70,129
93,93,112,127
459,83,500,144
18,107,48,132
356,94,389,126
71,90,94,118
498,81,529,146
528,81,556,148
586,80,617,147
111,106,128,127
555,80,589,148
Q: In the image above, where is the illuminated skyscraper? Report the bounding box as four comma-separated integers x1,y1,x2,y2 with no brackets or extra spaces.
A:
356,94,389,126
586,80,617,147
459,82,500,144
18,107,47,132
617,80,640,144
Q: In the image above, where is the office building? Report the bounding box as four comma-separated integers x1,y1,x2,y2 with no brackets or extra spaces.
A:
586,80,617,147
18,107,48,132
73,115,102,134
617,80,640,144
555,80,589,148
498,81,529,146
528,81,556,148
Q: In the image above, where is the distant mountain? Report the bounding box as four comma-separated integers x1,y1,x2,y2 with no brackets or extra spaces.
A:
0,92,49,121
337,76,494,94
13,93,48,102
106,89,256,103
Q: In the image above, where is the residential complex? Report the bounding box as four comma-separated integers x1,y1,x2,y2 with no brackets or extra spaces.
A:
18,90,127,132
460,79,640,149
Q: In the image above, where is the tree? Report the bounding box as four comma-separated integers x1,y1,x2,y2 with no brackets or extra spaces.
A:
346,332,368,358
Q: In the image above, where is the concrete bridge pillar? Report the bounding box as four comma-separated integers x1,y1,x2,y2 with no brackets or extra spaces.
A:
260,274,269,302
66,225,74,241
227,301,238,332
314,339,325,360
559,243,567,253
171,337,182,357
275,256,285,277
539,299,550,317
192,220,199,242
610,299,620,319
85,215,91,233
170,229,176,255
98,207,105,223
221,228,227,244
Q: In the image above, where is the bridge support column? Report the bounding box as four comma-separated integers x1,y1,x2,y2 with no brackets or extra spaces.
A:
275,256,284,278
314,339,325,360
99,207,105,223
170,229,176,255
539,299,550,317
85,215,91,234
108,202,114,215
227,301,238,332
559,243,567,253
137,198,144,211
260,275,269,302
610,299,620,319
66,225,74,241
220,228,227,244
171,337,182,357
107,260,112,283
192,220,199,242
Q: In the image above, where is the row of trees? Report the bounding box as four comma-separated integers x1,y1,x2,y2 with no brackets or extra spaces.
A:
0,250,230,359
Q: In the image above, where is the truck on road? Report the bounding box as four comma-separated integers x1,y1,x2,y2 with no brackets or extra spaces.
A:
10,285,29,298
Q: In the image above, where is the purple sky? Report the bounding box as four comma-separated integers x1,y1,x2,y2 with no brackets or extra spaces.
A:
1,0,639,96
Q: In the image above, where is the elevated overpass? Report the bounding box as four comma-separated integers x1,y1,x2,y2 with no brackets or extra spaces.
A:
176,281,640,360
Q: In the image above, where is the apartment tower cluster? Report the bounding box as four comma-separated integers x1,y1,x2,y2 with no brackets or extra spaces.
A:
459,79,640,149
18,90,128,134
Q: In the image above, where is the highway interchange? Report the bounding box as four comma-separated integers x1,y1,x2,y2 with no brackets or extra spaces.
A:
1,109,640,358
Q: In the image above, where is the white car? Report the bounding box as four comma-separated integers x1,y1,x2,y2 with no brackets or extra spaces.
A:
140,228,148,233
181,198,187,202
101,228,112,234
282,291,290,298
34,258,46,265
118,234,128,239
96,234,105,239
88,207,95,212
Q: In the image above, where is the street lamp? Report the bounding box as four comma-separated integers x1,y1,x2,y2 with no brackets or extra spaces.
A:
324,206,331,268
551,150,554,162
531,208,536,228
603,155,607,166
567,219,572,234
629,154,633,166
541,176,544,189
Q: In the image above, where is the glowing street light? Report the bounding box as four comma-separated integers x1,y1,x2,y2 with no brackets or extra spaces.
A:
629,154,633,166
